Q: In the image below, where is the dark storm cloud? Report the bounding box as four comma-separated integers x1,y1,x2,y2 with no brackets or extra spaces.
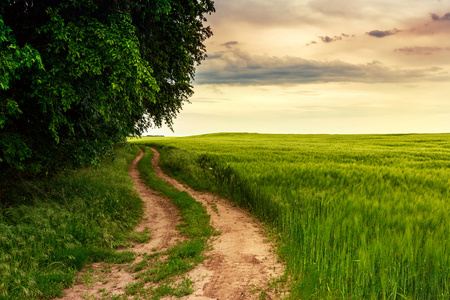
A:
221,41,239,49
430,12,450,21
395,46,450,55
195,49,446,85
366,28,401,38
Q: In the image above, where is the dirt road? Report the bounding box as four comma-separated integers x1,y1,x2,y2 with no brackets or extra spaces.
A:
60,148,286,299
150,148,285,299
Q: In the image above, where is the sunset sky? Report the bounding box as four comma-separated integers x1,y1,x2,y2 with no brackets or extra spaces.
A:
147,0,450,136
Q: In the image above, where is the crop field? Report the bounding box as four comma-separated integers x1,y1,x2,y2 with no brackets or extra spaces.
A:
133,133,450,299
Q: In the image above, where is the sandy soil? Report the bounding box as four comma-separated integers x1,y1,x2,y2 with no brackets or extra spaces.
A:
60,149,181,299
59,148,286,299
151,148,286,300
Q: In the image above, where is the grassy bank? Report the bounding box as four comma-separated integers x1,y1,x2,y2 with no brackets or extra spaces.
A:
0,145,142,299
132,133,450,299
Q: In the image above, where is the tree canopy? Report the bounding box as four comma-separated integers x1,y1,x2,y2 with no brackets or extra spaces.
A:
0,0,214,177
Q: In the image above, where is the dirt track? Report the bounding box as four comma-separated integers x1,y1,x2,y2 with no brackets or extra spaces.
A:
150,148,286,299
60,148,285,299
60,149,182,299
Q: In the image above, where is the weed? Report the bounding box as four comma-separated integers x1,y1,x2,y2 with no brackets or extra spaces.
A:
124,281,144,295
127,227,151,244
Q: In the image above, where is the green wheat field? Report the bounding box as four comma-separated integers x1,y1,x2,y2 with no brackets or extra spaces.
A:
134,132,450,299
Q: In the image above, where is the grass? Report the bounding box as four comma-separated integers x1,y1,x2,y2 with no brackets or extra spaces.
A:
0,144,142,299
0,144,216,299
127,227,151,244
119,146,215,299
132,132,450,299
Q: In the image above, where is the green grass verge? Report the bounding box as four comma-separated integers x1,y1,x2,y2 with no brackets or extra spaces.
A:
0,144,142,300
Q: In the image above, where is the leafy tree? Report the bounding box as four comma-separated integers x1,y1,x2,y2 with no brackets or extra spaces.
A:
0,0,214,178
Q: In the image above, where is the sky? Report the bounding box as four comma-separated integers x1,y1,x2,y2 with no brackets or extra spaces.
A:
146,0,450,137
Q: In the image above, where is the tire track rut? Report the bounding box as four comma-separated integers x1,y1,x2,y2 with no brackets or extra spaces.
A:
60,149,181,299
60,148,286,299
151,148,286,300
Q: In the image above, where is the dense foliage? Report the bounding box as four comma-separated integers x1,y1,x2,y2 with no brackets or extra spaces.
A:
0,0,214,178
136,133,450,299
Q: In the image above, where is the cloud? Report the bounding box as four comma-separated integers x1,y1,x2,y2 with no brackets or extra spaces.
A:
211,0,321,28
195,49,447,85
320,35,342,43
406,12,450,35
307,33,355,46
319,33,354,43
221,41,239,49
431,12,450,21
307,0,370,18
366,28,401,38
395,46,450,55
192,98,230,103
307,0,427,21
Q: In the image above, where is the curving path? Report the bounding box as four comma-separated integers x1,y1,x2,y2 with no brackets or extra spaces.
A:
60,149,181,299
151,148,286,300
60,148,286,299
